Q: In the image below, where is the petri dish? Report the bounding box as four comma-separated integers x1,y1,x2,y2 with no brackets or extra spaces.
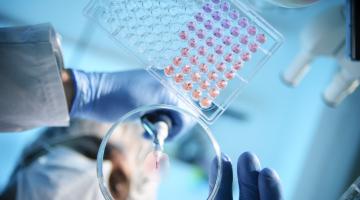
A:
84,0,283,124
97,105,222,200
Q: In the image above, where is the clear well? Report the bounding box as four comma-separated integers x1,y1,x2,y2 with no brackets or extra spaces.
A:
84,0,283,124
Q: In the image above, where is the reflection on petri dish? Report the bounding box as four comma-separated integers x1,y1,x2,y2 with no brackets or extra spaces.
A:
97,105,222,200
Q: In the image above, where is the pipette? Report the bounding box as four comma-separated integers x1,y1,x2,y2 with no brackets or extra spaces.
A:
141,115,170,170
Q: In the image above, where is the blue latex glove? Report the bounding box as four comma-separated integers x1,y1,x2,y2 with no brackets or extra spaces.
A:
69,69,190,138
210,152,283,200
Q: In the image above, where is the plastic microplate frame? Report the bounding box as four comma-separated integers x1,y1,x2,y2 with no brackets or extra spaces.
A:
84,0,283,124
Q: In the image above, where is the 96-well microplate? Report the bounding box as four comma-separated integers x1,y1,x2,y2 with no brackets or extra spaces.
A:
84,0,283,124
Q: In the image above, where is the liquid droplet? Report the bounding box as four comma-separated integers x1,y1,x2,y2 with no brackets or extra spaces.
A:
192,89,202,100
200,97,212,108
182,82,193,91
173,57,182,66
256,33,266,44
191,72,201,82
164,65,174,76
143,150,170,178
247,26,257,35
217,79,228,89
209,88,220,98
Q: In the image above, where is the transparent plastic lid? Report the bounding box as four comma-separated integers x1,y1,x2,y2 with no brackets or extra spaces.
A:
96,105,222,200
84,0,283,124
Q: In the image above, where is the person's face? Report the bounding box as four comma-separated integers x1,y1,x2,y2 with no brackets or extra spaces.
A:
108,149,131,200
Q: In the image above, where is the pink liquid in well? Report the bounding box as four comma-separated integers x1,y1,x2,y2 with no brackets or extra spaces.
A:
208,71,218,81
233,61,243,70
203,3,212,13
225,70,235,80
204,20,213,30
199,63,208,73
207,54,216,64
240,35,249,45
212,11,221,21
241,52,251,61
200,80,210,90
191,72,201,82
179,31,188,40
173,57,182,66
209,88,220,98
206,37,214,47
174,73,184,83
187,21,196,31
213,28,222,38
222,36,232,46
190,55,199,65
216,62,226,72
230,27,240,37
247,26,257,36
164,65,175,76
196,29,205,39
182,64,191,74
229,10,239,20
232,44,241,54
192,89,202,100
224,53,233,63
220,2,230,12
198,46,206,56
256,33,266,44
249,42,258,53
182,82,193,91
181,48,189,57
238,17,248,28
189,38,196,48
195,12,204,22
217,79,228,89
200,97,212,109
215,45,224,54
221,19,231,29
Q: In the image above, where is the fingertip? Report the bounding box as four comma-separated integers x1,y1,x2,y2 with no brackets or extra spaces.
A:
238,152,259,163
237,151,261,200
214,154,233,180
259,168,281,182
259,168,283,200
210,153,233,186
209,153,233,200
237,151,261,175
220,153,233,182
221,153,232,163
211,153,233,184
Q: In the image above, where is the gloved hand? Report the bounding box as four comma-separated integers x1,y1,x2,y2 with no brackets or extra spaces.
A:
69,69,191,138
210,152,283,200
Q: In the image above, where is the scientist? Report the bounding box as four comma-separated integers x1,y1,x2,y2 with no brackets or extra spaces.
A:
0,119,282,200
0,24,186,132
0,24,282,200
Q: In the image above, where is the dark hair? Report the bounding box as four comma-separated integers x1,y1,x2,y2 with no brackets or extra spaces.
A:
108,150,131,200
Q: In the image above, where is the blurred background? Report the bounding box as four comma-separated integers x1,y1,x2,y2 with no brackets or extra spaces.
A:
0,0,359,199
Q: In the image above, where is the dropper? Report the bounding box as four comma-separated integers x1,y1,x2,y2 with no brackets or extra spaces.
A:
141,116,169,169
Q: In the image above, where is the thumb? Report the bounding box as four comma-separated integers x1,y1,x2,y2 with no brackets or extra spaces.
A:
209,153,233,200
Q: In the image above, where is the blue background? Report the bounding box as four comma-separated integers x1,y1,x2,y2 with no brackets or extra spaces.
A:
0,0,359,199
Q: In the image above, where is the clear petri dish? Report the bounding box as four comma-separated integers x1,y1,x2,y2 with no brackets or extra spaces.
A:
97,105,222,200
